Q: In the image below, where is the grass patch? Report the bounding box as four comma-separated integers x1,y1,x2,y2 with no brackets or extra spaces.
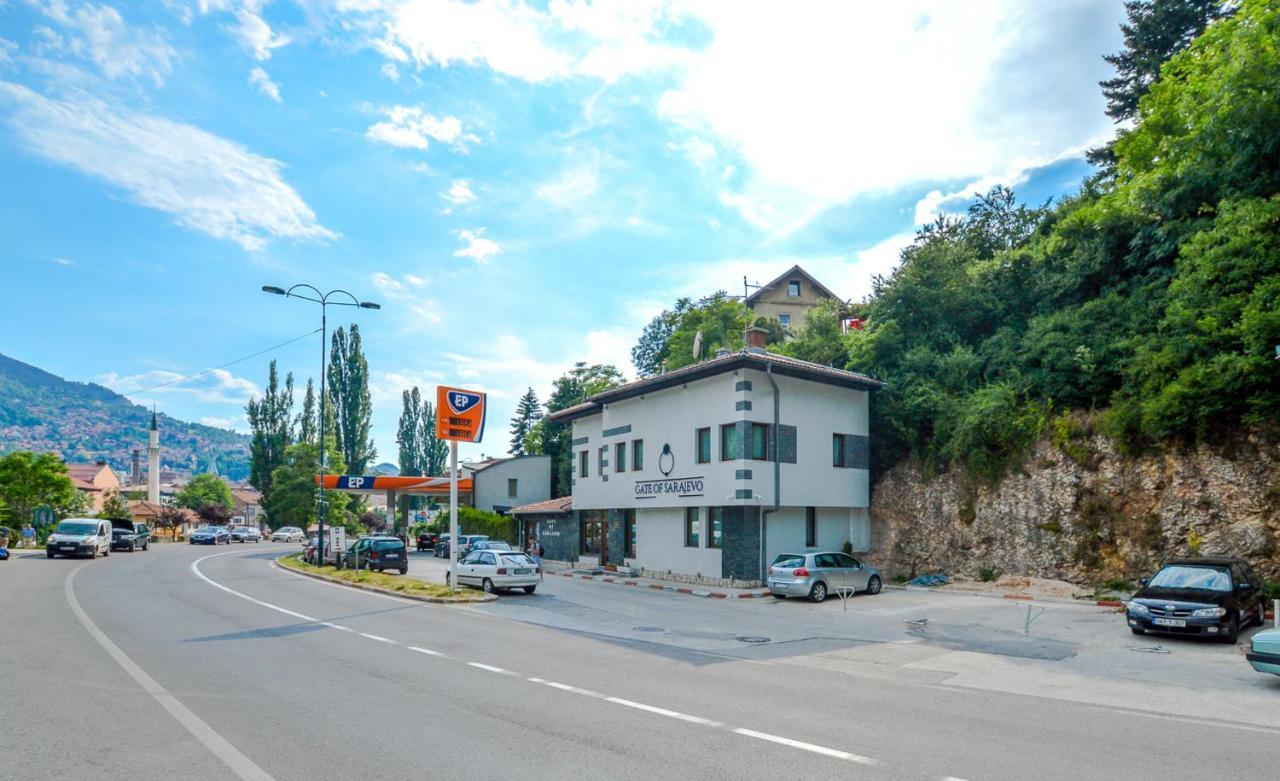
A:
278,553,463,599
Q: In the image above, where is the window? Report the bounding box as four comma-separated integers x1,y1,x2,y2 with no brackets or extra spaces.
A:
836,553,861,569
833,434,847,467
615,442,627,473
787,280,801,297
507,478,518,498
779,314,791,328
684,507,700,547
696,427,712,463
479,552,497,566
719,423,739,461
632,439,644,471
623,509,636,558
578,450,589,479
708,507,723,549
598,448,606,475
749,422,769,461
805,507,816,547
815,553,840,569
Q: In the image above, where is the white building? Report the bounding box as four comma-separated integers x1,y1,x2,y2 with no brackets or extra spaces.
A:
547,328,881,587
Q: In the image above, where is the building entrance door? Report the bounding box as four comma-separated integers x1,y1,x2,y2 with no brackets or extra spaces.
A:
579,511,606,566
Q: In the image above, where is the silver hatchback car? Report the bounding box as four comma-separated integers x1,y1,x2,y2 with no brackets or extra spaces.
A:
767,552,882,602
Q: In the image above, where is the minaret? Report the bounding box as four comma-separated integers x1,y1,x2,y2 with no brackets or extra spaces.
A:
148,408,160,505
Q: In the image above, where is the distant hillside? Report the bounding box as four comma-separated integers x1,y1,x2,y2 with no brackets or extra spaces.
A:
0,353,252,480
372,463,399,476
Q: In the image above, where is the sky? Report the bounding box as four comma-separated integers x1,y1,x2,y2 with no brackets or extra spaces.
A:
0,0,1126,467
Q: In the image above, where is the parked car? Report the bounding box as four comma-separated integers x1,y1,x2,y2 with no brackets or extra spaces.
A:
343,536,409,574
457,534,490,558
470,540,512,553
416,531,439,552
189,526,231,545
109,519,150,552
767,551,883,603
271,526,305,543
46,518,113,559
433,534,453,558
447,549,540,594
230,526,263,543
1126,557,1268,643
1247,625,1280,677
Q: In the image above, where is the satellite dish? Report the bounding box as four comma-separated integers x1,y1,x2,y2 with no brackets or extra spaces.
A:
692,330,704,361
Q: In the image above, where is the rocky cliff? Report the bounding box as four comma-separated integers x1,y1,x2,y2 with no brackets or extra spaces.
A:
869,424,1280,583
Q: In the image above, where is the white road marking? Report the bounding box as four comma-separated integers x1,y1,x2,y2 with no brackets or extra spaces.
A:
528,678,605,698
409,646,447,658
732,728,878,765
321,622,353,632
360,632,396,644
604,696,723,727
467,662,510,674
66,565,275,781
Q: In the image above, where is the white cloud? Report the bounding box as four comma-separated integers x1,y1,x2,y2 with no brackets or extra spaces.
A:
368,369,446,405
31,1,176,85
97,368,260,405
442,178,476,205
380,61,400,81
247,65,281,102
0,81,335,251
231,6,290,60
48,256,74,266
365,105,470,151
535,164,599,209
369,271,441,325
200,415,238,429
453,228,501,264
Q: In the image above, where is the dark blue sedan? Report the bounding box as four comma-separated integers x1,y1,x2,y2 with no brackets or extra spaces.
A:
189,526,231,545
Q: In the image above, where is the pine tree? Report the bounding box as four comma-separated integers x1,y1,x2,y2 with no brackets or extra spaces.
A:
397,387,423,475
246,360,294,514
297,378,317,445
328,324,376,475
508,387,541,455
420,398,448,477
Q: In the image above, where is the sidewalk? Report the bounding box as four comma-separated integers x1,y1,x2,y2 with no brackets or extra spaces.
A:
542,564,772,600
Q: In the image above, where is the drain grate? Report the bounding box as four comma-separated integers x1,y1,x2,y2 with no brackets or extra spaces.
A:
736,636,771,644
632,626,666,633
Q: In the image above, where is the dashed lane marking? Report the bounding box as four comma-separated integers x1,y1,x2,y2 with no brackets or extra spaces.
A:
467,662,512,674
409,646,447,658
732,728,878,766
360,632,396,644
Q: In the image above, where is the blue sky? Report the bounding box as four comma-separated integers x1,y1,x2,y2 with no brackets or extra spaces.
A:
0,0,1125,465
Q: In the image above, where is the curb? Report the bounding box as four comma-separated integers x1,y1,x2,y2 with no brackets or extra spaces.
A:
275,557,497,604
885,583,1132,611
552,570,771,600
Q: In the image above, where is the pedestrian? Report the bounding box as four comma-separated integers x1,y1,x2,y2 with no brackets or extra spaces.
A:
21,523,35,549
533,539,544,581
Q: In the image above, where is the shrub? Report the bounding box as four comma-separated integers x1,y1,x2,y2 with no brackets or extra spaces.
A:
841,540,853,555
436,506,518,545
978,567,1001,582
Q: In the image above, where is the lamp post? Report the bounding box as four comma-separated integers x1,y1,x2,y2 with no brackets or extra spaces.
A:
263,284,380,565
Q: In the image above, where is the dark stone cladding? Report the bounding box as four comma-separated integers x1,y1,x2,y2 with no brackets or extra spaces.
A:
735,400,752,411
602,424,632,438
735,380,753,392
534,514,578,562
720,505,763,582
572,436,589,446
735,469,753,480
606,509,625,566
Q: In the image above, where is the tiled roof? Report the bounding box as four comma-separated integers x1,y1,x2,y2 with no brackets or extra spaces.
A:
70,477,102,492
66,463,105,479
509,496,573,515
548,348,883,422
744,264,839,306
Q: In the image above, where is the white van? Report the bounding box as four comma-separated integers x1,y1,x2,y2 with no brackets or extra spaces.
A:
46,518,113,559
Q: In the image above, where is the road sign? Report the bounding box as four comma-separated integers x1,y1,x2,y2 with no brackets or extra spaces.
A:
33,507,54,526
436,386,487,443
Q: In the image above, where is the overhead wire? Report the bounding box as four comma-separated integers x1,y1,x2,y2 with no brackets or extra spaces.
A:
117,329,321,396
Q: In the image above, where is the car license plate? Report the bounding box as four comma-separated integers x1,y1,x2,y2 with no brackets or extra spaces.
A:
61,545,75,550
514,568,531,575
384,554,400,559
1153,618,1186,627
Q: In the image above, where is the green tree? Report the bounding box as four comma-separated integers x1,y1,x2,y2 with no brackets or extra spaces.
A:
328,324,375,475
297,378,318,445
156,505,188,540
195,502,233,525
539,363,625,496
420,398,448,477
397,387,423,475
664,292,753,372
508,387,540,456
246,360,294,507
98,488,131,519
176,473,234,511
631,298,694,377
0,451,83,527
269,436,346,530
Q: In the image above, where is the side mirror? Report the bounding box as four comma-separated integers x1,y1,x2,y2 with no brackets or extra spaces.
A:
1236,582,1251,591
1138,577,1149,587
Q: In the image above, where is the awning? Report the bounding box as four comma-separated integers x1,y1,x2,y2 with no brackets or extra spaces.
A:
316,475,473,496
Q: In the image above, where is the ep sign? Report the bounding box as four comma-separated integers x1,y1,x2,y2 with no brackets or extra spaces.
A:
436,386,487,443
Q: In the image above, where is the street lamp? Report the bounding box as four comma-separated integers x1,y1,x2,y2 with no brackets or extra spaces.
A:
262,284,380,565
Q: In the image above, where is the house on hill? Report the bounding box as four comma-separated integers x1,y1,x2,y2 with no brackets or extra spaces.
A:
745,265,841,334
66,460,121,514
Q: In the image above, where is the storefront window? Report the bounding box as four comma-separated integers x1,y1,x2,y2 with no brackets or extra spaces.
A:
684,507,700,547
580,515,602,557
708,507,723,549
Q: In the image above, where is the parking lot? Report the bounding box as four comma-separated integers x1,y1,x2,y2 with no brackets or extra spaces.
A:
391,548,1280,728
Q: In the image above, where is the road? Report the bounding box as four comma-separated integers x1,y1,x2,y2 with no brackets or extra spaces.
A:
3,543,1278,781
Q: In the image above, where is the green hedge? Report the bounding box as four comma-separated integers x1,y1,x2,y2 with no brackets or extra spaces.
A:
435,506,518,545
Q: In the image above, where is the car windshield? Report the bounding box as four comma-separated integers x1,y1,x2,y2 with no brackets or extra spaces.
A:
1149,565,1231,592
500,553,534,565
372,540,403,550
772,554,806,568
56,522,97,535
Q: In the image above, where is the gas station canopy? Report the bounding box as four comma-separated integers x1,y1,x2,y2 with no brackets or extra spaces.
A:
317,475,473,497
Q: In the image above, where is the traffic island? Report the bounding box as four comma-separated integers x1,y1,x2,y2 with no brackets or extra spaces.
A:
276,554,497,604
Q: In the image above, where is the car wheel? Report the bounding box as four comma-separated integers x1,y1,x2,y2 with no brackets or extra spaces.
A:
102,547,108,557
523,585,536,594
866,575,883,595
1255,603,1267,628
144,541,149,551
772,593,787,599
399,567,408,575
46,551,55,559
482,578,495,594
129,542,136,552
809,582,827,603
1222,616,1239,645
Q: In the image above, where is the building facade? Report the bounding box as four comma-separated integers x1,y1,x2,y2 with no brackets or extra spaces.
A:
745,265,840,333
67,461,122,514
469,455,552,515
549,333,880,587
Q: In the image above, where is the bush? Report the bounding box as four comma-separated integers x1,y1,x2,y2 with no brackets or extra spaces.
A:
1265,581,1280,602
435,506,518,545
978,567,1001,582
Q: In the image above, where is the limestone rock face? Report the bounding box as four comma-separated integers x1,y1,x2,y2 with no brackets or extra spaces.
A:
868,431,1280,583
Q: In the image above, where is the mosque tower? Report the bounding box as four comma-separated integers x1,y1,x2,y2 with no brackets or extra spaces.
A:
148,409,160,505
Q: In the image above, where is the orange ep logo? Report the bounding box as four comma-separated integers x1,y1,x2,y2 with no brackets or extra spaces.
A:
436,386,487,442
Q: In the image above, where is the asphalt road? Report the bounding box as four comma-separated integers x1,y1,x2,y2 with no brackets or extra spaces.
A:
3,543,1278,781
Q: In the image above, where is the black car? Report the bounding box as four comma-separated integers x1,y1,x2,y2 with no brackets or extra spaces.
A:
109,519,150,552
1126,557,1268,643
416,532,438,552
344,536,409,574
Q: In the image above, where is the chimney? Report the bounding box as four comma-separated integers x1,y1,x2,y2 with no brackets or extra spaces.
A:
132,449,141,483
744,326,768,352
96,458,107,467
